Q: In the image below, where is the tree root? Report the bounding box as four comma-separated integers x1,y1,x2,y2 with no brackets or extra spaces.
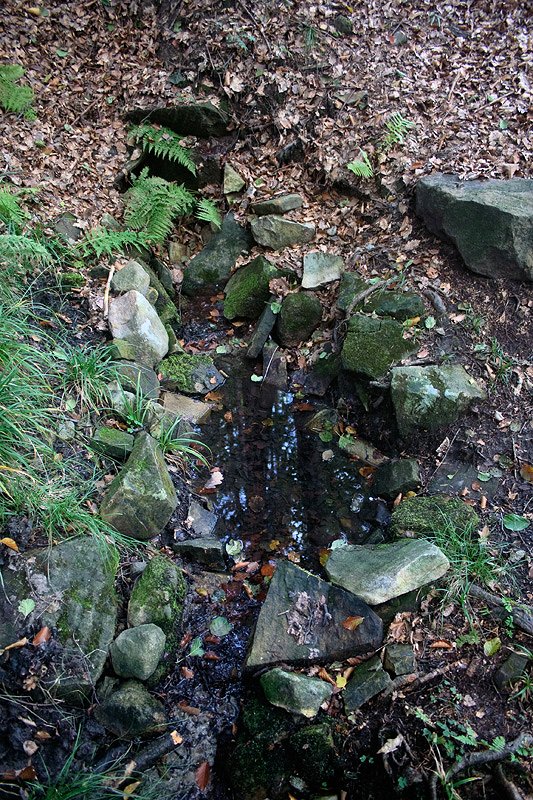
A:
428,732,533,799
494,764,526,800
469,585,533,636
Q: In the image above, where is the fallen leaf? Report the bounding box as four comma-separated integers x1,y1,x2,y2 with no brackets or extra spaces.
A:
261,563,275,577
520,464,533,483
123,781,141,797
170,730,183,745
181,666,194,679
0,637,28,654
23,740,38,756
203,468,223,490
430,640,453,649
178,701,201,716
0,537,19,551
342,615,364,631
377,734,404,754
32,627,51,646
196,761,210,791
335,674,347,689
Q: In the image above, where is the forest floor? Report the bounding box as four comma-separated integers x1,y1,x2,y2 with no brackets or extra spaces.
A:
0,1,532,799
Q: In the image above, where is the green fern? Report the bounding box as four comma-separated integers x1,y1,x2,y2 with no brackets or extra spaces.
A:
382,112,415,149
0,188,27,230
78,228,150,259
346,150,374,179
124,169,196,244
195,198,222,229
0,64,35,118
129,124,197,175
0,234,51,268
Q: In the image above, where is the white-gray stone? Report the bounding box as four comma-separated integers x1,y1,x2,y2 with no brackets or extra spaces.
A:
110,623,166,680
160,392,214,425
250,215,315,249
302,251,344,288
111,260,151,297
108,290,169,368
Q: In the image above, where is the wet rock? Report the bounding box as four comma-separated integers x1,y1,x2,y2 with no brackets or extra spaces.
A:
110,624,166,680
108,290,169,368
116,361,160,400
99,432,177,541
302,252,343,289
344,656,392,711
159,353,225,395
364,290,426,321
111,260,150,297
390,495,480,538
336,272,367,312
277,293,322,346
428,460,500,499
246,302,278,359
416,174,533,282
252,194,303,215
337,435,388,466
260,668,333,718
292,351,341,396
251,215,315,249
223,255,279,320
172,537,226,571
187,500,218,537
246,561,383,669
325,539,450,605
95,680,166,737
341,314,416,379
182,213,252,294
126,102,229,138
224,163,245,194
262,341,287,390
391,364,486,436
91,427,134,460
493,652,530,691
128,555,186,635
159,391,213,424
0,538,118,702
372,458,421,499
383,643,416,676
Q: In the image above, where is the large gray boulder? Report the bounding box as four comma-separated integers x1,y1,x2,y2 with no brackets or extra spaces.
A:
416,175,533,282
250,215,315,249
325,539,450,605
0,538,118,703
108,290,169,368
246,561,383,669
128,555,186,634
100,432,177,540
182,213,252,294
391,364,485,436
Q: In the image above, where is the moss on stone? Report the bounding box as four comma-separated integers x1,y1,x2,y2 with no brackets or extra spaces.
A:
128,555,186,636
290,721,337,785
390,495,479,538
158,353,214,393
277,292,322,346
364,290,426,321
223,255,279,320
341,314,416,379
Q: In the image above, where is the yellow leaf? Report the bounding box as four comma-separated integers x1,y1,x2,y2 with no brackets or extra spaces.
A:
336,674,347,688
268,539,280,551
342,615,364,631
0,537,19,551
404,316,421,327
123,782,141,798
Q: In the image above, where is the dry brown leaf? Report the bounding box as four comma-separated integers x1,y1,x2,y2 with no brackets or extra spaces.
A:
195,761,210,792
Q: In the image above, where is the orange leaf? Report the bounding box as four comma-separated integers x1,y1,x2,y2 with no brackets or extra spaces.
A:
319,548,331,566
178,701,201,716
0,637,28,654
260,563,275,577
342,615,364,631
430,640,453,650
32,627,51,646
358,466,375,478
196,761,210,791
0,537,19,552
170,730,183,745
520,464,533,483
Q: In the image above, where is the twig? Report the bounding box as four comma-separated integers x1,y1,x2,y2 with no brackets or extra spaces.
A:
344,279,387,319
122,732,183,775
69,98,99,128
261,345,279,387
236,0,272,54
478,91,515,112
403,659,468,695
103,264,116,320
469,584,533,636
382,671,418,697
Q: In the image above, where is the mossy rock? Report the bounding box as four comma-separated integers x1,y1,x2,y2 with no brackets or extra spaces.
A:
128,555,186,636
290,722,338,785
158,352,225,395
277,293,322,346
390,495,480,538
364,290,426,321
336,272,367,312
341,314,416,379
223,256,279,320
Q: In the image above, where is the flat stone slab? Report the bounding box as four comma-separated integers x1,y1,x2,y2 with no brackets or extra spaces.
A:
302,252,344,288
416,174,533,282
372,458,421,499
108,290,169,368
250,215,315,249
100,432,177,541
160,391,214,424
325,539,450,605
246,561,383,669
391,364,485,436
172,537,226,571
260,668,333,718
344,656,392,712
251,194,303,215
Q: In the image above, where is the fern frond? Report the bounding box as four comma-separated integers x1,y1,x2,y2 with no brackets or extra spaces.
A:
124,171,195,244
195,198,222,229
0,234,51,274
0,189,27,230
0,64,35,118
129,124,197,175
382,112,415,149
78,228,150,259
346,150,374,179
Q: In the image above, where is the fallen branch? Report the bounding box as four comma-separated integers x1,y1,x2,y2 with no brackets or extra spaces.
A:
428,732,532,799
469,585,533,636
122,731,183,776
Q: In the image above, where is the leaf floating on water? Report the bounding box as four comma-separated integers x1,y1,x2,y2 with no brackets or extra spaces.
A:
250,373,263,382
226,539,243,557
170,730,183,745
195,761,210,791
342,615,364,631
209,616,233,637
203,468,224,490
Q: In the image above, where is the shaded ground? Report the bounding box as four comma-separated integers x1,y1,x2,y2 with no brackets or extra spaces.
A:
0,1,532,799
